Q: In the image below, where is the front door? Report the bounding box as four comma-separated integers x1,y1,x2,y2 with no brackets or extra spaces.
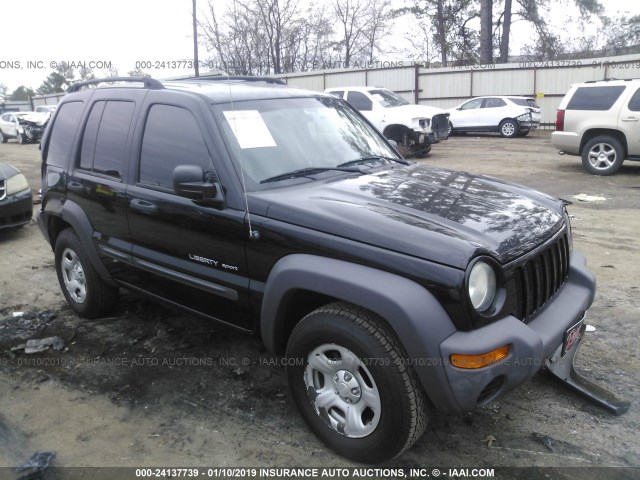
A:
126,97,251,329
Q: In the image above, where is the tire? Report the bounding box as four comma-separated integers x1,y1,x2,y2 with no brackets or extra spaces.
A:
54,229,118,318
0,131,6,143
499,119,518,138
581,135,624,176
286,302,428,463
17,133,25,145
447,121,454,136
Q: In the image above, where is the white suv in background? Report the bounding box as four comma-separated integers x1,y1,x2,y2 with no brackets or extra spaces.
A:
447,96,541,137
325,86,449,156
551,79,640,175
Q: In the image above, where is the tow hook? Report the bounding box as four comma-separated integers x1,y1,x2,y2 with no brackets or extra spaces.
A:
546,324,630,415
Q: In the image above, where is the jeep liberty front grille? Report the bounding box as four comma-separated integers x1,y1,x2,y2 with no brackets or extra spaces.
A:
513,232,571,322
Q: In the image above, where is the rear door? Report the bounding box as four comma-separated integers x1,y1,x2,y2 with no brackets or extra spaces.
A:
619,87,640,156
125,92,251,329
66,90,145,275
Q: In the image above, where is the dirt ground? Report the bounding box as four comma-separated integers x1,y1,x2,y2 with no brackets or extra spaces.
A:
0,131,638,476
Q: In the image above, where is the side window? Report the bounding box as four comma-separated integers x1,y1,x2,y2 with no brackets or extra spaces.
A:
628,88,640,112
346,91,373,111
139,104,213,190
460,99,483,110
566,86,626,110
46,101,84,168
78,100,135,178
483,98,506,108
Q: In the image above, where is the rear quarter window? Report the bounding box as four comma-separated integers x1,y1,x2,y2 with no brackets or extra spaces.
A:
46,101,84,168
566,86,626,111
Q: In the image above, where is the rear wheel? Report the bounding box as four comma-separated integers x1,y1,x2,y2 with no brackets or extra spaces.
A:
581,135,624,176
54,229,118,318
499,119,518,138
286,302,428,462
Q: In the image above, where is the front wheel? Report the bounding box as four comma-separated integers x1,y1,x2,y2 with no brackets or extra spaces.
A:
0,131,6,143
581,135,624,176
499,119,518,138
54,229,118,318
286,302,428,462
17,133,25,144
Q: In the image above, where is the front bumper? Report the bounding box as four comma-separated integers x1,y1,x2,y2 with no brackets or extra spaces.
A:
438,250,595,413
0,188,33,229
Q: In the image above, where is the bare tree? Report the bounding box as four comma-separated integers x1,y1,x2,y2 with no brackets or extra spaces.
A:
479,0,492,64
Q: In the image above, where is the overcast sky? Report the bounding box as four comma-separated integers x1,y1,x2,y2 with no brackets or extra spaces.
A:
1,0,639,92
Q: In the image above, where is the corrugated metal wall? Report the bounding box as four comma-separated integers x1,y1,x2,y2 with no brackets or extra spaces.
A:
278,54,640,128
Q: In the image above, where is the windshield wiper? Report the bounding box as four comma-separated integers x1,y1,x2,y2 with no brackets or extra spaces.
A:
337,156,409,168
260,166,364,184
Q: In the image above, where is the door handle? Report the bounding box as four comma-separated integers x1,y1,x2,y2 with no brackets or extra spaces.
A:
130,199,159,214
622,117,639,122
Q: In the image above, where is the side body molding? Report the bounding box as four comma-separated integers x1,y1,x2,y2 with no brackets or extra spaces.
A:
260,254,462,411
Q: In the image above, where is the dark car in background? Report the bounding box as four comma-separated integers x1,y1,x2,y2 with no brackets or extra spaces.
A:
0,162,33,229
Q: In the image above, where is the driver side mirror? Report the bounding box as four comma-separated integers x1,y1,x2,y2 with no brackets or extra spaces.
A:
173,165,225,208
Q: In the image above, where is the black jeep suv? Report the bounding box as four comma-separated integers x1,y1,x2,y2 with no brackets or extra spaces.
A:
38,76,597,462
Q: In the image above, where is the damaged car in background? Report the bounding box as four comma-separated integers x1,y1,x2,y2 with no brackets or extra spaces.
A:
325,86,449,156
17,110,54,144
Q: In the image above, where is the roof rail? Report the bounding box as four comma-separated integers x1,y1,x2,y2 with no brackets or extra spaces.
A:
184,75,287,85
584,77,640,84
67,76,164,93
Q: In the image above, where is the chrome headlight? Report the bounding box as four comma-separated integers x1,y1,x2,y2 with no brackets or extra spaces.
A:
468,261,497,312
6,173,30,195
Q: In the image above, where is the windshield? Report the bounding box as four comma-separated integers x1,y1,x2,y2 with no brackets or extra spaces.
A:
369,89,410,108
213,96,400,189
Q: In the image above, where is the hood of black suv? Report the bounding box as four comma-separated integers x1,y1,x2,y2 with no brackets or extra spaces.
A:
255,164,564,269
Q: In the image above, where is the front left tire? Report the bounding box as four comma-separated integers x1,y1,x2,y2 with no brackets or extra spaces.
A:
286,302,428,463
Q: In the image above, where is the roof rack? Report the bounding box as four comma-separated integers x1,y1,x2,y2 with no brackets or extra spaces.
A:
183,75,287,85
67,76,164,93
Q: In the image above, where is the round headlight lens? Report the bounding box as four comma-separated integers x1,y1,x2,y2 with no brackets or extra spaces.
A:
468,261,497,312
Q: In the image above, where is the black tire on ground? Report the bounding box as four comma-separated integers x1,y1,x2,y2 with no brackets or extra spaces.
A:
499,119,518,138
447,121,454,136
286,302,428,463
54,229,118,318
0,131,6,143
581,135,625,176
18,133,25,144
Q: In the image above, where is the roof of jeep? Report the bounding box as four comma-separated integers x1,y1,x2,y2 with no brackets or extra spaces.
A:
66,78,326,104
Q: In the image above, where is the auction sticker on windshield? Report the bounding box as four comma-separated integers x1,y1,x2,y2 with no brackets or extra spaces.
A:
223,110,277,149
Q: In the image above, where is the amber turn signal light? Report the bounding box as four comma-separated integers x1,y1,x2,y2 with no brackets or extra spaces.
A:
450,345,510,369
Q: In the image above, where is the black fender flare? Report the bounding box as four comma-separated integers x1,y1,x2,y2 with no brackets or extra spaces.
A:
260,254,462,411
44,199,115,284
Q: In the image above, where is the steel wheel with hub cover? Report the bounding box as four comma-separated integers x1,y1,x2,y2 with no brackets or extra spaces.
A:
54,229,118,318
286,302,428,462
499,119,518,138
581,135,624,176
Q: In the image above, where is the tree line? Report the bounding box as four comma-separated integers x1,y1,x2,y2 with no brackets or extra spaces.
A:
204,0,640,74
